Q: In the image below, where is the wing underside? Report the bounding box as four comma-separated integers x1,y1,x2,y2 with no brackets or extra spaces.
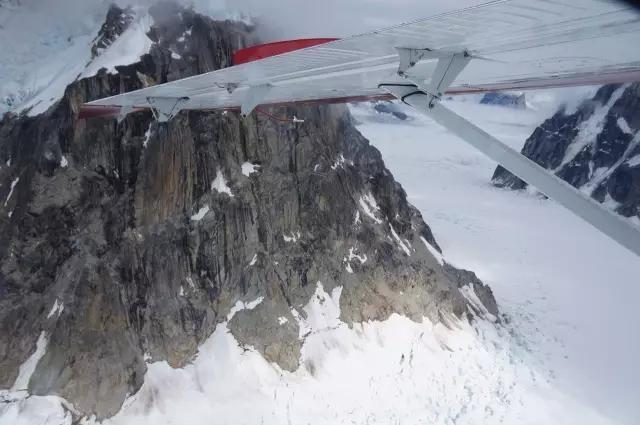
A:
84,0,640,114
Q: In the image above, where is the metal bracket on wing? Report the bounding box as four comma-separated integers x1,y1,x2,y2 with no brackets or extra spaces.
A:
147,96,190,122
397,47,435,77
241,84,271,117
395,48,471,107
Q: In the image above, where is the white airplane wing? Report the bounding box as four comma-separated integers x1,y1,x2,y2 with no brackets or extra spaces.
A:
83,0,640,259
83,0,640,119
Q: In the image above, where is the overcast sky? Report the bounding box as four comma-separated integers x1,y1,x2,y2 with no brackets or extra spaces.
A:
193,0,486,40
1,0,488,42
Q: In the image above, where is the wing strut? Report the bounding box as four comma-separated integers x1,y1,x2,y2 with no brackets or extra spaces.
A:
382,53,640,258
147,96,190,122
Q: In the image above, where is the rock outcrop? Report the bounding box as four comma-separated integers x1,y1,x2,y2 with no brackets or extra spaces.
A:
492,83,640,220
0,2,496,420
91,5,135,58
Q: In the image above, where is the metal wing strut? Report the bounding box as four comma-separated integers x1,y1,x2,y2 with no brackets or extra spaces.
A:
382,53,640,258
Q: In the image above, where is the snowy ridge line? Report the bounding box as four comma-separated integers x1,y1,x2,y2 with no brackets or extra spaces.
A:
420,236,444,265
0,5,151,116
3,177,19,207
556,84,628,171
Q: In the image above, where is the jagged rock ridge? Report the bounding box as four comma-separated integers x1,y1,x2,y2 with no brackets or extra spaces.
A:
0,2,497,420
492,83,640,220
91,5,135,58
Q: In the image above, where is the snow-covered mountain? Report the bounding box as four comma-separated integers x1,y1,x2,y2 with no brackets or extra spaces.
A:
492,83,640,223
0,0,152,116
0,0,248,117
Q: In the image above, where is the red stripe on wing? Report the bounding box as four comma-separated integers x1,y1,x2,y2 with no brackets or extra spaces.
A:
78,105,147,119
233,38,339,65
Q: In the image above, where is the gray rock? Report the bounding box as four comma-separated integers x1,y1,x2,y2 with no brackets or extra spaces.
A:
491,83,640,220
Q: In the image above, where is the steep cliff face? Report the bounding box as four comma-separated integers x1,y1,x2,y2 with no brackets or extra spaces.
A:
0,3,496,420
492,83,640,220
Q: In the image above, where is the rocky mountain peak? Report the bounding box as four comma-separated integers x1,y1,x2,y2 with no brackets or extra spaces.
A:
492,83,640,220
0,2,496,421
90,4,135,58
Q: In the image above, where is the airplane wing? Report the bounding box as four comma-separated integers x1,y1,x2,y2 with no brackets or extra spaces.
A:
83,0,640,119
82,0,640,260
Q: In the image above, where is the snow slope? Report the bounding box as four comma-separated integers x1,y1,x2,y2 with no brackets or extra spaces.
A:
1,281,615,425
352,99,640,425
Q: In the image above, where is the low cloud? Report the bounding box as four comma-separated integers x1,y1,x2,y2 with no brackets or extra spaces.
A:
210,0,485,41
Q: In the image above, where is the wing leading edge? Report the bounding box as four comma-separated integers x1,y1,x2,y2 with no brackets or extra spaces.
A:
83,0,640,119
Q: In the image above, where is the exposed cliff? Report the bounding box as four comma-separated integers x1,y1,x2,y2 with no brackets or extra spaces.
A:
0,3,496,420
492,83,640,221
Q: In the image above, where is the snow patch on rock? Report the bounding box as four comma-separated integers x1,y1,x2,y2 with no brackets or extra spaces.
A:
617,117,633,135
11,332,48,392
389,223,411,256
420,236,444,265
241,162,259,176
142,125,152,149
226,296,264,321
358,192,382,224
343,247,367,273
627,154,640,167
46,299,64,320
330,153,353,170
190,205,209,221
211,170,233,197
283,232,301,243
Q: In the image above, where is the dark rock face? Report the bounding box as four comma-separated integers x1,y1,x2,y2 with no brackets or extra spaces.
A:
492,83,640,220
0,3,496,420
